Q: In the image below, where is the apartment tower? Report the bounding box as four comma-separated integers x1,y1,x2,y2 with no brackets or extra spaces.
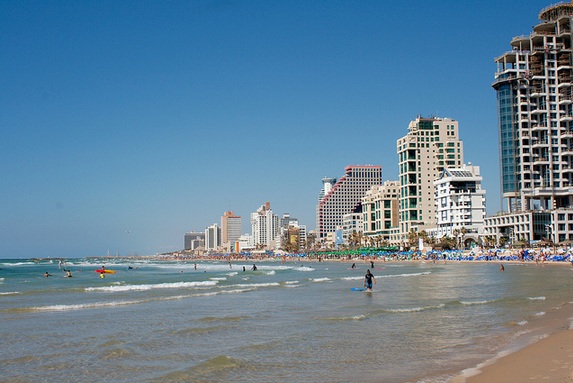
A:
493,2,573,212
316,165,382,239
250,202,279,249
397,117,464,240
221,211,242,251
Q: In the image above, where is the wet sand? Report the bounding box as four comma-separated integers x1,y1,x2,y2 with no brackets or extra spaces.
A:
452,301,573,383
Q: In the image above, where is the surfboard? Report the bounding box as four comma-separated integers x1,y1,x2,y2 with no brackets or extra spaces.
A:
350,287,367,291
95,269,116,274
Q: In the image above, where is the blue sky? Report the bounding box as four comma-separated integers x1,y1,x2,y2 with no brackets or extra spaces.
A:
0,0,548,258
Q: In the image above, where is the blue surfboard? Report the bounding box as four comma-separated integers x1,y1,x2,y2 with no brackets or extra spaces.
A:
350,287,367,291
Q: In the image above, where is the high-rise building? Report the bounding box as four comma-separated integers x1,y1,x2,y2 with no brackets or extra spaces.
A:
221,211,242,250
397,117,464,239
362,180,400,242
205,224,221,251
316,165,383,239
433,164,487,242
250,202,279,249
493,2,573,212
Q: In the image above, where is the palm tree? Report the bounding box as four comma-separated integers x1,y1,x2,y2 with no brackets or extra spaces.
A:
407,229,418,248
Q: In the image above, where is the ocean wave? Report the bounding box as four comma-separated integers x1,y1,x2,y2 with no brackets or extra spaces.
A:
341,276,363,281
324,314,367,321
85,280,218,292
0,291,20,295
385,303,446,313
380,271,432,278
210,277,227,281
227,282,280,288
527,296,546,300
510,320,529,326
29,299,143,311
459,299,496,306
310,277,331,283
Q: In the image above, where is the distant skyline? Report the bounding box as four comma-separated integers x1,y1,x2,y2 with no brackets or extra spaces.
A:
0,0,548,258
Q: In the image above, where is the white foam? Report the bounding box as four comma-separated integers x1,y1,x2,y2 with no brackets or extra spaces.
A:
310,277,331,283
380,271,432,278
85,280,218,292
387,303,445,313
32,300,142,311
341,276,363,281
460,299,495,306
533,311,546,317
527,296,546,300
228,282,280,288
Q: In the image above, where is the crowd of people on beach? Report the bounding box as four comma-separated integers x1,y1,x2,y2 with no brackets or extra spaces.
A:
157,245,573,265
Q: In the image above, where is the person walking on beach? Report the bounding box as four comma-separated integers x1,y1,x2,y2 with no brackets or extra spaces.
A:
364,269,376,291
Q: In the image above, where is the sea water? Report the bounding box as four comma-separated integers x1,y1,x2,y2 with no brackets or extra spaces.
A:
1,258,572,383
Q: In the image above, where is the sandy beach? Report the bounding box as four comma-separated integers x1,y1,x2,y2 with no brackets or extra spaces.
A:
453,301,573,383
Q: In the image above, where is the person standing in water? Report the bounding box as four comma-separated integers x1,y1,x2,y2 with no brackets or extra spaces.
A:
364,269,376,291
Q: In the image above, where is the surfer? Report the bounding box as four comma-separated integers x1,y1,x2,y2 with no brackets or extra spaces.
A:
351,263,356,269
364,269,376,291
251,264,257,271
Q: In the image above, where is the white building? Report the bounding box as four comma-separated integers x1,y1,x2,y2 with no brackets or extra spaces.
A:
251,202,279,249
236,234,255,252
205,223,221,251
433,164,487,244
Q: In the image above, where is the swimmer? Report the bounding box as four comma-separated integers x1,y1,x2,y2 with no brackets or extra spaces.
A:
364,269,376,291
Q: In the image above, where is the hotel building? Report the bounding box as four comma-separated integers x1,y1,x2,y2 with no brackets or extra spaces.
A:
316,165,382,240
221,211,242,251
491,1,573,244
397,117,464,240
433,164,486,242
493,2,573,212
251,202,279,249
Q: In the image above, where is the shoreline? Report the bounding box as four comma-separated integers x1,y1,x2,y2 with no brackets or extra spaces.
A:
451,300,573,383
